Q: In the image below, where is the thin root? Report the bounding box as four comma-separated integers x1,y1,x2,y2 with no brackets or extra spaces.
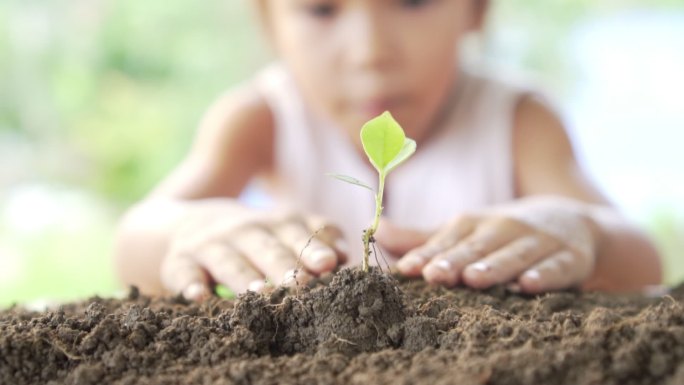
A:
376,242,392,274
371,242,382,273
332,333,358,346
294,227,324,295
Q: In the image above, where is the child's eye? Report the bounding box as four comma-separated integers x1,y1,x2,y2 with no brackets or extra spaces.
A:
399,0,434,9
303,2,338,18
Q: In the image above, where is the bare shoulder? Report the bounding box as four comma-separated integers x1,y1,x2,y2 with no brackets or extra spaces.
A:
151,81,275,199
199,81,274,160
512,95,573,162
512,94,608,203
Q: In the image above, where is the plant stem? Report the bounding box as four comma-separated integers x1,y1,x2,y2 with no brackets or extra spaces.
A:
362,172,385,272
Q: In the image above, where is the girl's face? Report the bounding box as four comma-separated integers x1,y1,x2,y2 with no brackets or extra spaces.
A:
263,0,485,146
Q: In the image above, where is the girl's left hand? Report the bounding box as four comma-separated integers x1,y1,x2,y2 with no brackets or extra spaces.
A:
375,196,599,294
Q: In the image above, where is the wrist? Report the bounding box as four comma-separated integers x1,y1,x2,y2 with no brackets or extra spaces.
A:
495,195,596,259
576,202,613,257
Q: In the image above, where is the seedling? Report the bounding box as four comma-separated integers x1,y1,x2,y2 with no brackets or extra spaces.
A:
328,111,416,272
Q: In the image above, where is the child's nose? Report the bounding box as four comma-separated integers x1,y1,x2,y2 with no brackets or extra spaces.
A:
345,9,395,71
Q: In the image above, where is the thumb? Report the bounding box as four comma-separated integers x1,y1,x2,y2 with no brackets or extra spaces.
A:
373,217,432,256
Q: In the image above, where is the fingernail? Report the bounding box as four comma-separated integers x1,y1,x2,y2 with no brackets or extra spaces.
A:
524,270,541,281
183,283,209,301
423,259,455,284
397,255,423,272
469,262,491,273
433,259,452,271
643,285,669,298
310,249,334,271
334,238,349,255
248,280,266,292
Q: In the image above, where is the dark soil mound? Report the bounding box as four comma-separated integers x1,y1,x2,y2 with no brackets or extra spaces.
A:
2,267,684,385
271,268,406,356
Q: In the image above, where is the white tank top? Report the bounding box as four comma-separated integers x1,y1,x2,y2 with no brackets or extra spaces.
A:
254,63,526,261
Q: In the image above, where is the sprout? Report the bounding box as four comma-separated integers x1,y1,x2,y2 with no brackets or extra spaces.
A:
328,111,416,272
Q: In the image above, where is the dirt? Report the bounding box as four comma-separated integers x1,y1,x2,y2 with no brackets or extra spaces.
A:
2,267,684,385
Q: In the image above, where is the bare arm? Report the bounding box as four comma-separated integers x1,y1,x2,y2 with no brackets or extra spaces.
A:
512,95,662,292
113,83,275,295
377,95,661,294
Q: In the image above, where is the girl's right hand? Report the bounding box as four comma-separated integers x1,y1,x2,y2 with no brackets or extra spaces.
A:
160,208,348,300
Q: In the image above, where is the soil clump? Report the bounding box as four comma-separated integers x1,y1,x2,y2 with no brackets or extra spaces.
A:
2,267,684,385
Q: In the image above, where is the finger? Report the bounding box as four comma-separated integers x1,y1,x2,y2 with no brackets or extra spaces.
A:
461,235,558,289
160,249,211,301
422,217,526,287
519,250,591,294
193,242,266,293
373,217,432,257
231,225,302,287
303,215,349,264
281,267,315,289
273,219,341,275
397,215,476,277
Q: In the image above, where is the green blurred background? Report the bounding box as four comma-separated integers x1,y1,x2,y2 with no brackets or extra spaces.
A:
1,0,683,307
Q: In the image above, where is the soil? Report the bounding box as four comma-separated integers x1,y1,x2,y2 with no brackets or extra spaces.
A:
2,267,684,385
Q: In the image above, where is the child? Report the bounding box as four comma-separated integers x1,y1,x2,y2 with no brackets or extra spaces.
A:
114,0,662,301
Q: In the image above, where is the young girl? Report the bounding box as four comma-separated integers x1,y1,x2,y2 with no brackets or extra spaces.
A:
114,0,662,301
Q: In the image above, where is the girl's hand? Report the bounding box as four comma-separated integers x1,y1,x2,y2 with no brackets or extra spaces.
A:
160,208,347,300
377,197,599,294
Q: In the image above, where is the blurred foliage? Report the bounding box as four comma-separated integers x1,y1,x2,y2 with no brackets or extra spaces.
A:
0,0,268,306
647,209,684,285
1,0,267,205
488,0,684,92
0,186,118,308
0,0,682,306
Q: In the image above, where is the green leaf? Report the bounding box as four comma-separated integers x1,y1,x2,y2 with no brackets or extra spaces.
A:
215,284,235,299
385,138,416,173
325,173,374,192
360,111,405,173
